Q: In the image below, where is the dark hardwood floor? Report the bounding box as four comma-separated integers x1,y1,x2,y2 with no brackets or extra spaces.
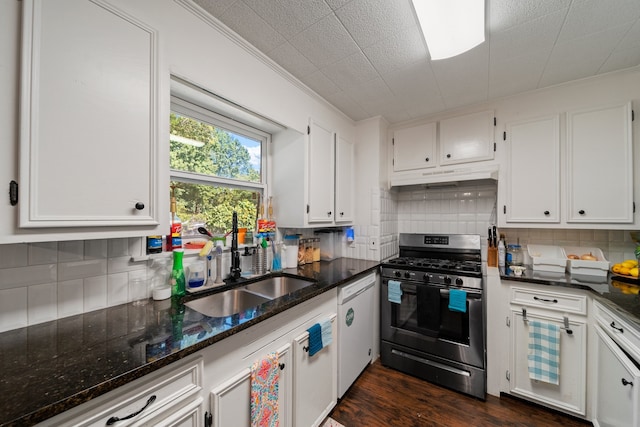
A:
329,361,592,427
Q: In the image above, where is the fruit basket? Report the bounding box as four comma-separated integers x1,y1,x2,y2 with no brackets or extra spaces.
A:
610,259,639,279
527,244,567,273
563,246,609,277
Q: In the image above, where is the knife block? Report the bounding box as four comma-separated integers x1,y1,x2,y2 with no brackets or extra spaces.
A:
487,247,498,267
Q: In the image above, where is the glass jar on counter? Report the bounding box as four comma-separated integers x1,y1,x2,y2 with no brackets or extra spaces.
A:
312,238,321,262
298,238,306,265
304,238,314,264
506,244,523,266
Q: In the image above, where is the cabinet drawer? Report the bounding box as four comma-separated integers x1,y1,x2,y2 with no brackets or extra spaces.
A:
44,356,202,426
510,287,587,315
594,301,640,357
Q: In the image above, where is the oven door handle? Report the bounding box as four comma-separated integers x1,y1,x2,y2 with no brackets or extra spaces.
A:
439,288,482,297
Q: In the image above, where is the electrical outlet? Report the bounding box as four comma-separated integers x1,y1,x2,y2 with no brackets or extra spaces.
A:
369,237,378,250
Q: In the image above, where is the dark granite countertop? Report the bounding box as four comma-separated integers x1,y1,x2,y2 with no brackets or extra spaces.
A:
0,258,379,427
501,267,640,327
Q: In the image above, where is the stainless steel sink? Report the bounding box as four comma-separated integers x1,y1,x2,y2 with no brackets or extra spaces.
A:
185,288,271,318
243,276,315,299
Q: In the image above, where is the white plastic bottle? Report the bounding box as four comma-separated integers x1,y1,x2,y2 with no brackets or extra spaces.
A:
498,239,506,274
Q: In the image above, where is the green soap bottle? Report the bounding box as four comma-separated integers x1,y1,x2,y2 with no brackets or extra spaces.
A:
170,249,185,299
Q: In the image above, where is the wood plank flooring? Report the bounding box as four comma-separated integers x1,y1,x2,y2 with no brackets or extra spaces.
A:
329,361,592,427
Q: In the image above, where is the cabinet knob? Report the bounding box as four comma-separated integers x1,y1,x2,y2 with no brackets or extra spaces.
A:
425,157,429,162
446,154,451,159
622,378,634,387
135,202,145,210
340,212,344,216
328,211,332,217
578,210,585,215
544,211,550,215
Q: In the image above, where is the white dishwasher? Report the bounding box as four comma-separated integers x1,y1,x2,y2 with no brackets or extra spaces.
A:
337,272,376,398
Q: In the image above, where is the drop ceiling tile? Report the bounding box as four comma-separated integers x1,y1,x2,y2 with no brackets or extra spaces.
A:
325,0,352,11
382,60,442,106
268,42,318,79
617,19,640,50
363,25,427,75
599,46,640,74
488,49,550,98
335,0,416,48
488,0,571,32
241,0,332,40
431,44,489,107
490,10,564,62
289,13,360,68
557,0,640,42
541,23,633,87
344,77,394,106
324,91,370,121
320,51,379,91
220,1,285,53
301,70,341,96
193,0,238,17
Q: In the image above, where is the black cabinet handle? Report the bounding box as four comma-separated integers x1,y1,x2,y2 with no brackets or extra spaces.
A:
106,395,156,425
327,211,332,217
340,212,344,216
544,211,550,215
425,157,429,162
610,321,624,333
135,202,145,210
446,153,451,158
303,345,309,352
578,210,585,215
622,378,634,387
533,296,558,303
279,363,285,370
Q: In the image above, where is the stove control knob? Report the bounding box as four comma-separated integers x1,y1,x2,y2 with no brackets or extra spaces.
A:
404,272,411,279
423,274,430,283
444,276,452,285
394,271,401,278
455,278,463,286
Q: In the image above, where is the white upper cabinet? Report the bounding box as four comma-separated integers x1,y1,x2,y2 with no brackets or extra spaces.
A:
504,115,560,223
308,118,336,223
439,110,495,165
566,102,633,223
392,122,436,172
335,134,354,223
18,0,160,228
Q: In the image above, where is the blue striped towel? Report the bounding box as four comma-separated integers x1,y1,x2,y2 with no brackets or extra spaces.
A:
527,320,560,385
307,323,323,357
448,289,467,313
388,280,402,304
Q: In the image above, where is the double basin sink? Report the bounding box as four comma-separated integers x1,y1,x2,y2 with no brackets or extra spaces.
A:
185,276,316,318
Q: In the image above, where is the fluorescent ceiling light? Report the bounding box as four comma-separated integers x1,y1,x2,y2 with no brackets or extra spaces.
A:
412,0,485,60
170,134,205,147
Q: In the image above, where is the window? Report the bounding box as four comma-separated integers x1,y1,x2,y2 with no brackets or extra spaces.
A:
169,96,267,237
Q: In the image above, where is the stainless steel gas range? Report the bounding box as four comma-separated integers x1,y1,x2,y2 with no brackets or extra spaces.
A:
380,233,486,399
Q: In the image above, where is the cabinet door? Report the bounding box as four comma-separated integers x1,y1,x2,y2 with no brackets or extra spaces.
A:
566,102,633,223
308,118,335,223
505,116,560,223
510,310,586,416
19,0,159,228
594,326,640,427
293,316,337,427
393,122,436,172
335,135,354,223
440,110,494,165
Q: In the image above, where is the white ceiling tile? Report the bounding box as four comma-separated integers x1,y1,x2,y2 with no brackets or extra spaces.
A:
289,14,360,68
193,0,238,17
540,23,633,87
325,0,353,11
382,60,443,106
241,0,332,40
617,19,640,50
488,49,549,98
599,46,640,74
320,51,379,91
335,0,416,48
220,1,285,52
301,70,341,96
363,25,427,75
557,0,640,42
489,10,564,62
268,42,318,79
431,44,489,106
488,0,571,32
324,91,371,121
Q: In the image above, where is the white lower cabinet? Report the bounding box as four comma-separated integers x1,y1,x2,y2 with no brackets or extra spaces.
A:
593,301,640,427
292,315,338,427
38,356,204,427
508,286,587,416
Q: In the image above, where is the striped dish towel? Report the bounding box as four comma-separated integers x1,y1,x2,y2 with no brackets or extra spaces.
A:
527,320,560,385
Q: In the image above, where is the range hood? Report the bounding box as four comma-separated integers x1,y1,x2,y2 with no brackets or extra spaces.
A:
390,165,499,188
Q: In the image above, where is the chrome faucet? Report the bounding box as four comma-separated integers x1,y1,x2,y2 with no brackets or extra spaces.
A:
229,211,242,281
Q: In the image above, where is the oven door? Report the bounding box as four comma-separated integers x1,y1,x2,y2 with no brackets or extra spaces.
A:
381,278,484,369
